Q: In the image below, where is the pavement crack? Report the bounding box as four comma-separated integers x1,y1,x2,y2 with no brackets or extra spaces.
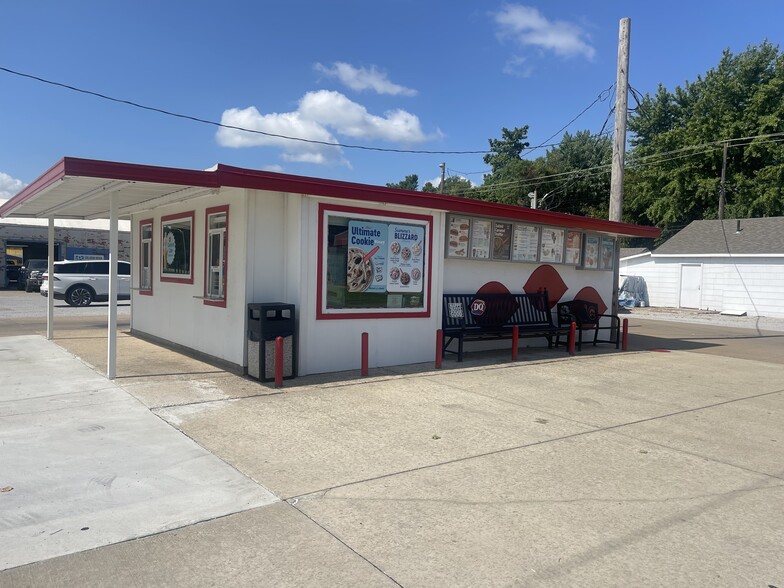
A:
287,502,403,587
287,386,784,502
292,483,784,508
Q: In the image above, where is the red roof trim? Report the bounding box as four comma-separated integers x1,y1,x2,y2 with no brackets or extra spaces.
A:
62,157,219,188
0,158,67,217
1,157,660,239
215,164,659,238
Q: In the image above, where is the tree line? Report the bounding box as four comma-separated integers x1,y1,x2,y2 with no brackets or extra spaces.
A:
387,42,784,244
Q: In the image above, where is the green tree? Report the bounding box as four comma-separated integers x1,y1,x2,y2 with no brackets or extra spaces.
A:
483,126,530,174
477,127,611,213
386,174,419,191
626,41,784,236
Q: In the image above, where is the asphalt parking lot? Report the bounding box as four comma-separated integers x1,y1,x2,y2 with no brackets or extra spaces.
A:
1,289,783,587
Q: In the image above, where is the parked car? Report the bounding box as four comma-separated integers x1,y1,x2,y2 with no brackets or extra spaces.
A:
40,260,131,306
17,259,49,291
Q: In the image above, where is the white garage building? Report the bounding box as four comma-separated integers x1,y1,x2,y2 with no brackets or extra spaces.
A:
620,217,784,318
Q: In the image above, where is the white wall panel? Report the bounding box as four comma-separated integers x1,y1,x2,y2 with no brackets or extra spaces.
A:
131,188,248,366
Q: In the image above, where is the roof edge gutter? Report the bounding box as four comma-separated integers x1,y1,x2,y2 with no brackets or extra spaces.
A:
0,158,67,218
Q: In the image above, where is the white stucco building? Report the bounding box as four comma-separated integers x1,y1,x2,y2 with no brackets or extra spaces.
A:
1,158,659,377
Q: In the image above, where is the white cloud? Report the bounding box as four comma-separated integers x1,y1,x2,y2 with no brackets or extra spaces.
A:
314,62,417,96
502,55,535,78
424,174,476,188
494,5,595,60
216,106,346,166
299,90,428,143
216,91,430,165
262,164,284,173
0,171,25,200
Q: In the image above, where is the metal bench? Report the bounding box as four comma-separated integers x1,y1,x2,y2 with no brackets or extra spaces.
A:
555,299,620,351
442,291,571,362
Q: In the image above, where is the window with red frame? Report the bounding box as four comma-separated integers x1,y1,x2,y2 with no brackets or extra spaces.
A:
140,221,153,293
205,208,227,301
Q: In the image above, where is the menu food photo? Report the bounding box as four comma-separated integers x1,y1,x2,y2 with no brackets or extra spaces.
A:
540,228,564,263
601,237,615,270
565,231,582,265
447,216,470,258
346,221,387,293
583,235,599,269
387,224,425,292
512,224,539,262
470,219,492,259
492,222,512,260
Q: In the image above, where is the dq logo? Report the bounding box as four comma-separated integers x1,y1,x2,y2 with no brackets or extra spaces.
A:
470,299,486,316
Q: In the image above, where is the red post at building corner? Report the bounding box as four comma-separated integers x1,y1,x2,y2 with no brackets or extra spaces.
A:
361,332,369,376
435,329,443,369
568,322,577,356
512,325,519,361
622,318,629,351
274,336,284,388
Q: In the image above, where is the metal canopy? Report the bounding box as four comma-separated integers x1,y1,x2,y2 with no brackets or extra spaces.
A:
0,158,218,221
0,158,219,381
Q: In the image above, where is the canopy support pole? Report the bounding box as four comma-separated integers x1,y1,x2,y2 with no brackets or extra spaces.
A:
107,192,119,380
47,217,54,340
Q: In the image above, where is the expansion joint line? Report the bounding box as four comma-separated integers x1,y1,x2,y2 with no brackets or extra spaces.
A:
288,386,784,502
286,501,404,587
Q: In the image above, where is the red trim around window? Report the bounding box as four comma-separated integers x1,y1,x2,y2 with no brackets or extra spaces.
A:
160,211,195,284
139,218,153,296
316,203,433,320
203,205,229,308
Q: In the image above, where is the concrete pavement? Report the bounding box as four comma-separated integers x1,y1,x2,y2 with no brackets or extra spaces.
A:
0,336,276,571
1,304,784,586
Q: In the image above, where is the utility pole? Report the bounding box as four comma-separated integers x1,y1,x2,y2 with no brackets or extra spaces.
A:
718,141,728,220
439,162,446,194
609,17,630,332
529,189,538,209
609,17,630,222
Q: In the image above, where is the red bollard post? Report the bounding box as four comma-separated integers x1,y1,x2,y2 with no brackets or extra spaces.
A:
361,332,369,376
274,336,284,388
435,329,443,369
568,321,576,356
512,325,519,361
622,318,629,351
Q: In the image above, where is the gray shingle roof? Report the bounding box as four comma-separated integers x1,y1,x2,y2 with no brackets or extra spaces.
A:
620,247,649,258
654,217,784,255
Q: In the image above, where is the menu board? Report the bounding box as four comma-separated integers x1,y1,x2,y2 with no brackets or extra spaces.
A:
583,235,599,269
565,231,582,265
447,216,470,258
512,224,540,262
346,221,388,292
600,237,615,270
540,228,565,263
470,219,492,259
492,222,512,260
387,224,425,292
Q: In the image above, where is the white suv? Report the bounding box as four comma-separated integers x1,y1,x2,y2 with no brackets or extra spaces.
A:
40,260,131,307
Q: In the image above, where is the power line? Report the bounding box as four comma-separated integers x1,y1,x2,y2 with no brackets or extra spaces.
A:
452,131,784,198
0,65,489,156
454,85,616,177
520,84,614,158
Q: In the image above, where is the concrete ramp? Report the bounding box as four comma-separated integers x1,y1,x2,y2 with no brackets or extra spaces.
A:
0,336,277,571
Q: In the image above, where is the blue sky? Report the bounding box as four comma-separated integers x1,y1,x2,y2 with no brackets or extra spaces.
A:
2,1,782,201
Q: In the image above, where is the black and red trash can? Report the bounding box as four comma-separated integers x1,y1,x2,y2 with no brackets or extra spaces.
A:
247,303,297,382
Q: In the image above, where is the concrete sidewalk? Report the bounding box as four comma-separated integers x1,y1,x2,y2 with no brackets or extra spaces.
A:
1,320,784,586
0,336,276,571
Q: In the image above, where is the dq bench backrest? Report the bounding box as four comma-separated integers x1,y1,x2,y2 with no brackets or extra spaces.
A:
443,292,553,330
